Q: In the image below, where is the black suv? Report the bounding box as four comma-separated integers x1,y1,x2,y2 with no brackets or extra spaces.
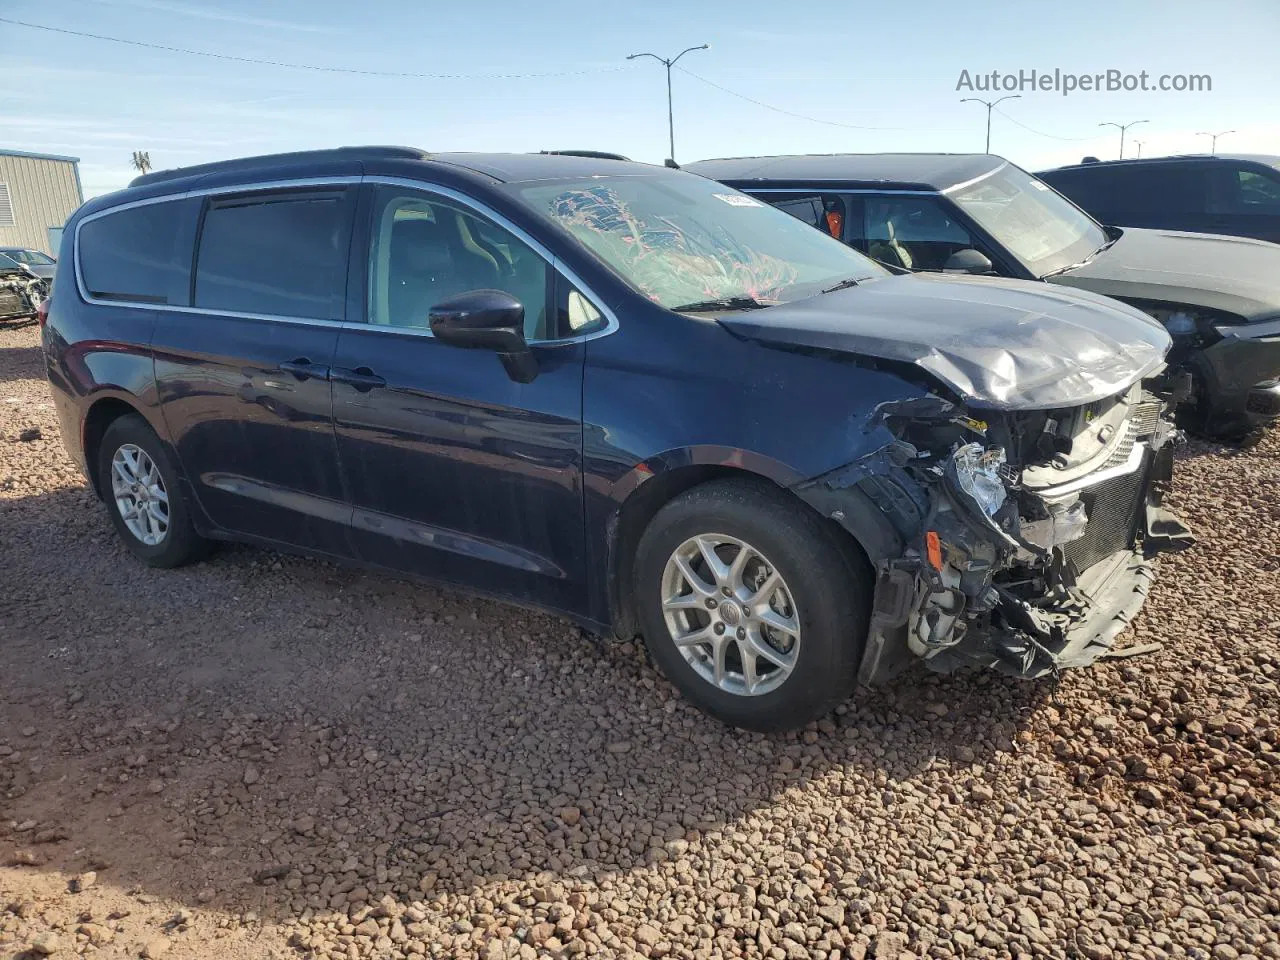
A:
1037,155,1280,245
689,153,1280,439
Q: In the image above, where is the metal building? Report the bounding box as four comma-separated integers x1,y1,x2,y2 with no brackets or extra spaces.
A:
0,149,85,256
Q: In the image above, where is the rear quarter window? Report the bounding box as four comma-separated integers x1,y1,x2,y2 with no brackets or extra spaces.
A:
77,199,199,304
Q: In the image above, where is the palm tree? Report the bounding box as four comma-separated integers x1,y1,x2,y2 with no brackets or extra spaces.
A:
131,151,152,175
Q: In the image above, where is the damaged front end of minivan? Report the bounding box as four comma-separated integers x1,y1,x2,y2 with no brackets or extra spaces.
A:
795,381,1194,682
715,273,1200,683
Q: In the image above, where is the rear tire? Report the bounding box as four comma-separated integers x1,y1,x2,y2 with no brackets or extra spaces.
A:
96,414,209,568
633,478,870,732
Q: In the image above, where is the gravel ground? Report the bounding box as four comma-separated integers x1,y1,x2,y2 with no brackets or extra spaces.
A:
1,321,1278,960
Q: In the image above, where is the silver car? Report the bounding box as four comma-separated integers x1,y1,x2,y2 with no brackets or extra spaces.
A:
0,247,56,283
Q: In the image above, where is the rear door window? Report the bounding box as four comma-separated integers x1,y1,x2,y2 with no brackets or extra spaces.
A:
78,199,199,305
194,189,354,319
1104,165,1211,215
762,194,849,240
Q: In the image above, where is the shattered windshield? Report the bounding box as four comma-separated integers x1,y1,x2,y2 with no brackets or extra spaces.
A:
510,174,885,310
947,163,1108,277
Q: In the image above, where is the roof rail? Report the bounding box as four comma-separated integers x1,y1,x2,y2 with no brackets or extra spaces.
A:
129,145,428,188
538,150,631,161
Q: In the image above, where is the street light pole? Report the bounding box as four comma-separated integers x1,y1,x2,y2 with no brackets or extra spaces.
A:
1133,140,1145,159
1196,130,1235,154
1099,120,1149,159
959,95,1021,153
626,44,710,163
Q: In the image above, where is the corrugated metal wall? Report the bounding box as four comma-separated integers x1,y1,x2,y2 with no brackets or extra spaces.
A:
0,155,84,255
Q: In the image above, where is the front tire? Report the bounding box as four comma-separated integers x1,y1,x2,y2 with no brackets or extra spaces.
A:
96,414,208,568
633,478,870,732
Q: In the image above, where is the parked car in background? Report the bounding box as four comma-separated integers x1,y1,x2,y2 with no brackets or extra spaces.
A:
689,153,1280,439
45,147,1191,730
1037,155,1280,244
0,252,46,323
0,246,57,282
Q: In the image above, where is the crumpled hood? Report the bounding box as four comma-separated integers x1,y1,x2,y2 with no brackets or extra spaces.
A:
719,273,1170,410
1048,228,1280,322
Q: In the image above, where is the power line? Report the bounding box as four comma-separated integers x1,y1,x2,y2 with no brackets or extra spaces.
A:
992,106,1106,143
0,16,631,80
675,66,910,131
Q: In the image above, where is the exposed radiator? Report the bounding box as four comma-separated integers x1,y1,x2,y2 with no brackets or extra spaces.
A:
1062,456,1147,571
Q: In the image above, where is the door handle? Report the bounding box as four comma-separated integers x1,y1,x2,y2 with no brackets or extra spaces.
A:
277,358,331,381
331,366,387,392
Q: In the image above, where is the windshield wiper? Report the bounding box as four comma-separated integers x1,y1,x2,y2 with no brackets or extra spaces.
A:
671,296,767,313
821,277,863,294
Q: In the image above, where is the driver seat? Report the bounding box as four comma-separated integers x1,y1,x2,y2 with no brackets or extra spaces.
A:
868,218,914,270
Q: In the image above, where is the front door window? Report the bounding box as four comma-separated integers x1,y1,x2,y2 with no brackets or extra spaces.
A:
369,190,551,340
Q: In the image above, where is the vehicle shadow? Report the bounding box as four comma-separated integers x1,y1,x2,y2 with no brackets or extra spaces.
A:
0,480,1058,936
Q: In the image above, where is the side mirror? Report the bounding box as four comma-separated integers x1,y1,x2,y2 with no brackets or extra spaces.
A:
429,289,538,383
942,249,994,275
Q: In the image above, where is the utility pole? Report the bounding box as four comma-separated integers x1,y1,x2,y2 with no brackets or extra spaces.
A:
959,95,1021,153
1098,120,1148,160
626,44,709,164
1196,130,1235,154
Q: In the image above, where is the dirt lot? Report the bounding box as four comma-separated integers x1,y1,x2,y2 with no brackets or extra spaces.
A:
1,321,1278,960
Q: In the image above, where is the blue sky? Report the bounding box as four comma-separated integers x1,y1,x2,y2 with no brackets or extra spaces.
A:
3,0,1278,198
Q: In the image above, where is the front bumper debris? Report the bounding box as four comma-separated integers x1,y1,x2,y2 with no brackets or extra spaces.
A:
796,387,1194,682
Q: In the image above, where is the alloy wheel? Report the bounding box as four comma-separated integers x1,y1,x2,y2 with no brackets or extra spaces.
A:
660,533,801,696
110,443,169,546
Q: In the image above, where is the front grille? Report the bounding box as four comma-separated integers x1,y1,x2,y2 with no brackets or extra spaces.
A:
1062,458,1147,571
1098,399,1162,470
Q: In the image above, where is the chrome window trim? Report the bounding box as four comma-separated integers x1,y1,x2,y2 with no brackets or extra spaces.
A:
72,175,618,345
941,162,1010,196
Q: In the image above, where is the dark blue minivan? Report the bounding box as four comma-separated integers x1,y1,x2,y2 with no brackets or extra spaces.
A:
44,147,1191,730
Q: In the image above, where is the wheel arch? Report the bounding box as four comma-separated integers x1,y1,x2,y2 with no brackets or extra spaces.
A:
605,450,877,641
81,395,151,499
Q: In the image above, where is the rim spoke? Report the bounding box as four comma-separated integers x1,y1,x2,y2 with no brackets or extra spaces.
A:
727,543,755,593
711,635,729,686
151,485,169,505
673,625,715,649
112,459,132,487
663,592,704,612
758,606,800,639
694,536,730,587
737,637,760,693
673,554,715,597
